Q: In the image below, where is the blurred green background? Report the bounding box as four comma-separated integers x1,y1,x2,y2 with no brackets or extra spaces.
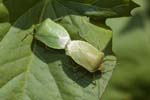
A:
102,0,150,100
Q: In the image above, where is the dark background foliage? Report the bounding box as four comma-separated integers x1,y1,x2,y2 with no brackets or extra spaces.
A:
103,0,150,99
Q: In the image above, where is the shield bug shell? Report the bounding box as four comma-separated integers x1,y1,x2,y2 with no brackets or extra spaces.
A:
66,40,104,72
35,18,71,49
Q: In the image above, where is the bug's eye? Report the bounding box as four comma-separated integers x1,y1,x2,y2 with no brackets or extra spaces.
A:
66,40,104,72
35,18,71,49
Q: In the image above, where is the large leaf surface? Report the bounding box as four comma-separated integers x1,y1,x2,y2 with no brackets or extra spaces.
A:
0,15,115,100
0,17,116,100
0,0,118,100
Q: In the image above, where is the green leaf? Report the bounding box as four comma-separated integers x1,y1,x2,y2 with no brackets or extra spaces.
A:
3,0,40,23
3,0,138,24
0,22,11,41
60,15,112,51
102,0,150,99
58,1,118,18
0,26,116,100
0,0,9,22
93,0,139,16
59,0,138,18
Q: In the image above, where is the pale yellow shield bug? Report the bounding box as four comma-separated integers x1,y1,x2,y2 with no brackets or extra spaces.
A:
66,40,104,72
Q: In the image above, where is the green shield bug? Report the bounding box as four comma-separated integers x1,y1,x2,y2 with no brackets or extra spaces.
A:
66,40,104,72
35,18,71,49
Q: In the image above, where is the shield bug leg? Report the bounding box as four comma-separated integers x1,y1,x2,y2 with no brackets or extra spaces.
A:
21,25,35,41
54,16,64,22
102,67,115,74
44,45,50,50
21,32,34,41
98,56,116,74
21,34,29,41
102,57,116,62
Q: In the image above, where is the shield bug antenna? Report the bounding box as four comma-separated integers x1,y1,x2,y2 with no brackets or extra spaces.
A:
21,25,35,41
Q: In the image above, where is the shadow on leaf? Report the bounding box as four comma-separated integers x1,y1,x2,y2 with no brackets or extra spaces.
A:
32,41,101,88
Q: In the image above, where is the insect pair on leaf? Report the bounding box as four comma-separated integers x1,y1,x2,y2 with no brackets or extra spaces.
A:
33,18,106,72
